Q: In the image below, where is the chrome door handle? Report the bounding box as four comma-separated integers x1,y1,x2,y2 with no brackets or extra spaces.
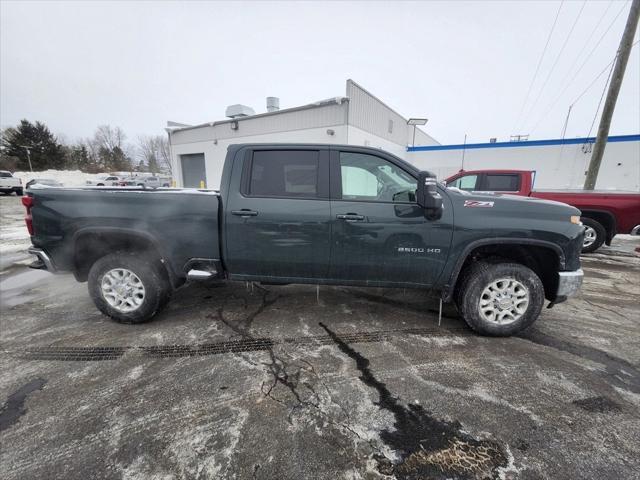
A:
231,210,258,217
336,214,364,222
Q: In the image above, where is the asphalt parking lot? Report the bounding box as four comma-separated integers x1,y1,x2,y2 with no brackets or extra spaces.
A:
1,194,639,479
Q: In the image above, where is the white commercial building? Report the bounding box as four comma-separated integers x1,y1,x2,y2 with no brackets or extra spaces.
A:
168,80,438,188
406,134,640,191
168,79,639,191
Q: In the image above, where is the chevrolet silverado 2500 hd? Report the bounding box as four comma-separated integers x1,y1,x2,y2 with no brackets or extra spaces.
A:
24,144,585,336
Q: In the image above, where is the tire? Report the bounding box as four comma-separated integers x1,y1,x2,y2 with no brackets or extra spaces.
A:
14,188,23,196
97,183,104,186
456,261,545,336
581,217,605,253
88,252,170,324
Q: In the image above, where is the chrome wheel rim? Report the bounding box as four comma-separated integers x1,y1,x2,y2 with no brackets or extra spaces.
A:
479,278,529,325
101,268,145,312
583,226,597,248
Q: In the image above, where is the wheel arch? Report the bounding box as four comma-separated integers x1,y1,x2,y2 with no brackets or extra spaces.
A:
580,210,616,245
442,238,565,303
72,227,179,288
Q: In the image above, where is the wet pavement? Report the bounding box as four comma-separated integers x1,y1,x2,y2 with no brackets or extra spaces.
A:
1,194,639,479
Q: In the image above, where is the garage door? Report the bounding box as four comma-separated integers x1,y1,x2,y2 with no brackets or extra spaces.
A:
180,153,206,188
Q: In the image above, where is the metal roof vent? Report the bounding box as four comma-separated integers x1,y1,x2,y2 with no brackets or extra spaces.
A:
266,97,280,112
225,104,256,119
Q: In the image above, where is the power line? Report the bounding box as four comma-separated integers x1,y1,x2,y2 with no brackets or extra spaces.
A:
555,0,615,97
528,1,631,134
512,0,564,133
586,55,617,140
570,39,639,106
521,0,588,132
529,39,638,135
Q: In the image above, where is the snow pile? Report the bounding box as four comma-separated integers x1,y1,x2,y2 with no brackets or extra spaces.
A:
13,170,103,187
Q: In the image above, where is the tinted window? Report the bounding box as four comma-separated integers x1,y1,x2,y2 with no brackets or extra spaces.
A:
484,174,520,191
340,152,416,202
250,150,319,198
449,174,478,191
0,172,12,178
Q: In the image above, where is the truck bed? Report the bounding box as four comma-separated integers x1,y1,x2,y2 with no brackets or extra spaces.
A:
27,187,221,281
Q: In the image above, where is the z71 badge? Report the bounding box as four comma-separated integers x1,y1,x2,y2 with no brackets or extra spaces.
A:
464,200,494,208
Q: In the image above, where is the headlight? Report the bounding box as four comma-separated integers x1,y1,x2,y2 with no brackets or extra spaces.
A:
570,215,582,225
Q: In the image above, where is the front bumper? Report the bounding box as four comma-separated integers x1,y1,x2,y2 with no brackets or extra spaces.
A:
556,269,584,299
28,247,58,273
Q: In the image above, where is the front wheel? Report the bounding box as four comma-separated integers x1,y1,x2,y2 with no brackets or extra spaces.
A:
456,262,545,336
88,252,169,324
581,217,606,253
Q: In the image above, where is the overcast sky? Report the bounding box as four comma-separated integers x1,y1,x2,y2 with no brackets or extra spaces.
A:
1,0,638,145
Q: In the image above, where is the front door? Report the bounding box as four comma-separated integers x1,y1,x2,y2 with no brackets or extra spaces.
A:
225,147,331,280
329,149,453,286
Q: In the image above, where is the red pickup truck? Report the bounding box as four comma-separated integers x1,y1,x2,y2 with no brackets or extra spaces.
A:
445,169,640,253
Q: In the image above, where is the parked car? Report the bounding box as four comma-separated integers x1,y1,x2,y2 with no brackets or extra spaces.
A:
24,144,584,336
0,170,23,195
25,178,64,189
119,176,162,188
86,174,124,186
445,169,640,253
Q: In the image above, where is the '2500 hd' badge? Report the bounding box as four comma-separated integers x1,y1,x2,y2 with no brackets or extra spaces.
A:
464,200,494,208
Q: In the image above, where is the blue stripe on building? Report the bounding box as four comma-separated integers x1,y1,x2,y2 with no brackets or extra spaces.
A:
407,134,640,152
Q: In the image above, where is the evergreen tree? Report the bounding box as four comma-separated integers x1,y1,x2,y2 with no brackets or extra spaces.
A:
1,120,66,171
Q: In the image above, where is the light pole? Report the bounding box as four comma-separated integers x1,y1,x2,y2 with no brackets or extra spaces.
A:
20,145,33,172
407,118,429,147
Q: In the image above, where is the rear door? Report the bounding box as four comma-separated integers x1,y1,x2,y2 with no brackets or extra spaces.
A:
224,147,332,280
328,148,453,286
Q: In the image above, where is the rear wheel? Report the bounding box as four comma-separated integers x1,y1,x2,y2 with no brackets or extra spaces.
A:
581,217,605,253
456,262,544,336
88,252,170,324
14,188,23,196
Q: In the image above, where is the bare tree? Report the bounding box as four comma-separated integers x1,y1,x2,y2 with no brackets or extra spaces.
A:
137,135,171,174
94,125,125,151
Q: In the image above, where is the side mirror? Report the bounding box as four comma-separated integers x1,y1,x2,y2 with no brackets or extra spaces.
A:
417,171,443,220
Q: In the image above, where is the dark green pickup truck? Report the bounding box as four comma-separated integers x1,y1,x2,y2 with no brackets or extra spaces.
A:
24,144,585,336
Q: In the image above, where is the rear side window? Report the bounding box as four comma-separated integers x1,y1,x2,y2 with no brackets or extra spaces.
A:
484,174,520,191
0,172,12,178
249,150,319,198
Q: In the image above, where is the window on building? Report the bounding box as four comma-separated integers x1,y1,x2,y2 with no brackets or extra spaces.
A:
484,174,520,191
388,119,394,134
249,150,319,198
339,152,416,202
449,174,478,191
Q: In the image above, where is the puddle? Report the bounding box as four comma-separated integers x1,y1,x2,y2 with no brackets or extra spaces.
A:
0,378,47,432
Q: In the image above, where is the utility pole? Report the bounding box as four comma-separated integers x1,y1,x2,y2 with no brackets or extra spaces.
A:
584,0,640,190
20,146,33,172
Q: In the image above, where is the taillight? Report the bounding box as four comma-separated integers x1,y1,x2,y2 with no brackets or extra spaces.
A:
22,196,34,235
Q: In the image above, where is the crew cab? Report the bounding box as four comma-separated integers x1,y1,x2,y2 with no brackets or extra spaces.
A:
23,144,585,336
445,169,640,253
0,170,23,195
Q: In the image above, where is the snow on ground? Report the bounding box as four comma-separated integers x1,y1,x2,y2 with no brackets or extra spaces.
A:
13,170,103,187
